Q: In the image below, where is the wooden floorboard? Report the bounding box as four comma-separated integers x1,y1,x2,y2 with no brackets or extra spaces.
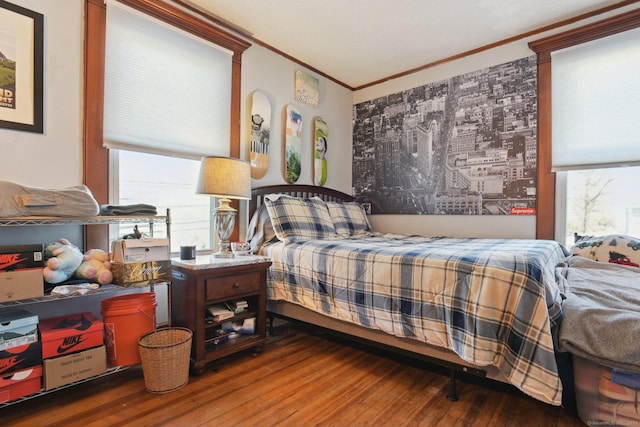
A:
0,321,584,427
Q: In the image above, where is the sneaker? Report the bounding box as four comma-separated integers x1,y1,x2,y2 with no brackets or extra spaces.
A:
599,370,639,402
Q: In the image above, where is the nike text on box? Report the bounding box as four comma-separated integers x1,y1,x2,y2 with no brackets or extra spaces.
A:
0,244,44,272
0,244,44,303
0,308,38,351
43,345,106,391
0,342,42,377
0,365,43,403
39,312,104,359
111,238,170,263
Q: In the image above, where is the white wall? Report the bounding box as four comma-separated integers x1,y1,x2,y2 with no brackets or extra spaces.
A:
0,0,84,188
241,45,353,195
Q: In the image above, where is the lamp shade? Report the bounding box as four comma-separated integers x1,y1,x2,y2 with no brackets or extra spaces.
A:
196,156,251,200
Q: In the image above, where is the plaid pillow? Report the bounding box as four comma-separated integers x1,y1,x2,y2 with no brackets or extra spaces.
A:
264,194,337,242
325,201,372,237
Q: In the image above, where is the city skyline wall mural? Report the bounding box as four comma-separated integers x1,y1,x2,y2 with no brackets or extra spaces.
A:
352,55,538,215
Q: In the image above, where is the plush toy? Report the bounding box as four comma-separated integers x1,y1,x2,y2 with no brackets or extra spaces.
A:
43,239,84,284
75,249,113,285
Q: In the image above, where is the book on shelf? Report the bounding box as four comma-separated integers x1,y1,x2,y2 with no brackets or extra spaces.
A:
206,304,234,321
224,300,249,314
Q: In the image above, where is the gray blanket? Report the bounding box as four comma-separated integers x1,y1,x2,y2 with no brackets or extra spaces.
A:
0,181,99,218
557,255,640,372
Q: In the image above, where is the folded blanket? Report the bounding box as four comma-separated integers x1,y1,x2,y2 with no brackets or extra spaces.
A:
0,181,99,218
557,256,640,373
99,203,157,216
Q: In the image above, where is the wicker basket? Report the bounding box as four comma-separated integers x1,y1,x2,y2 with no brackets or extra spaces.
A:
138,327,193,394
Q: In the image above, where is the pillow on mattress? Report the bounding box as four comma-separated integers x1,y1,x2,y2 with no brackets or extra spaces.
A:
325,200,372,237
264,194,337,242
246,203,278,253
571,234,640,268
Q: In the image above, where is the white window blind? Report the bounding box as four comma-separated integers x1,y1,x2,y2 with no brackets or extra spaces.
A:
551,26,640,171
104,0,232,159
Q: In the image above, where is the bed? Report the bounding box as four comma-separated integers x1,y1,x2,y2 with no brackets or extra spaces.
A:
557,234,640,372
248,184,569,406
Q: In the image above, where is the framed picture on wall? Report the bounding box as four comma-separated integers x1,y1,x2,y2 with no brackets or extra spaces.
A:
294,70,319,108
0,1,43,133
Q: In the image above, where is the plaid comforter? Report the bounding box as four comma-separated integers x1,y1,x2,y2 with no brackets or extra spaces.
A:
263,233,568,405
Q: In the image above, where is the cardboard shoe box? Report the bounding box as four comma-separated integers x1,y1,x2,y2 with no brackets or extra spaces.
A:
0,365,43,403
0,244,44,303
43,345,106,390
0,308,39,351
0,341,42,376
111,260,171,288
39,312,104,359
111,238,170,263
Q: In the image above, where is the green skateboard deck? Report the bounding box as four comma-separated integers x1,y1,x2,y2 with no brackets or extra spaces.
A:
314,117,328,187
249,91,271,179
284,105,302,184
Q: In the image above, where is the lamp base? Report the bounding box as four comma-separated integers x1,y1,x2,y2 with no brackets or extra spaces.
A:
212,250,234,258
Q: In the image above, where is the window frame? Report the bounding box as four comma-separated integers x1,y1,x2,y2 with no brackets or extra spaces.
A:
83,0,250,249
529,8,640,240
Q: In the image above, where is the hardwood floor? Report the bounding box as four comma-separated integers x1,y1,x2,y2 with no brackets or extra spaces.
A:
0,320,584,426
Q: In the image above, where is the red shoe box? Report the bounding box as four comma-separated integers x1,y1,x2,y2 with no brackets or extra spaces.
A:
0,342,42,376
39,312,104,360
0,365,42,403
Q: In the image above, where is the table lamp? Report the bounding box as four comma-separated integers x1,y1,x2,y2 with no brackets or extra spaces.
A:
196,156,251,257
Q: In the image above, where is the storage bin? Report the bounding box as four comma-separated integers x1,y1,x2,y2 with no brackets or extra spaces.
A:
574,355,640,425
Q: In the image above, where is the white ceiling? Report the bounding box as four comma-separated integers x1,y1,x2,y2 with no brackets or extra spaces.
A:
185,0,629,89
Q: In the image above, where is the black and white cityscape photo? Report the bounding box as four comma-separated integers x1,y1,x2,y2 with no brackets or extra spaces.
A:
352,56,538,215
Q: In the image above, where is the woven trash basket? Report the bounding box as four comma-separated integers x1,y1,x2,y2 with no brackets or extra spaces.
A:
138,327,193,394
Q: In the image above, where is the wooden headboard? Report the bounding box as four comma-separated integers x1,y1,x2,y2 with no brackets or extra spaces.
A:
250,185,355,217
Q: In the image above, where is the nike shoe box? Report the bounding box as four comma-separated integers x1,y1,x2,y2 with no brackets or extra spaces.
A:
0,342,42,376
43,345,106,391
38,312,104,360
0,244,44,272
0,244,44,303
0,308,39,351
573,355,640,425
0,365,42,403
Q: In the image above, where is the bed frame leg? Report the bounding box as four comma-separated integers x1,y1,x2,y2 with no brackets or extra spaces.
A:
447,369,459,402
267,314,274,336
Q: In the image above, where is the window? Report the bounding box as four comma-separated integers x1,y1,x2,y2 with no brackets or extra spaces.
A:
83,0,250,251
529,9,640,241
112,150,211,251
103,0,233,252
562,167,640,246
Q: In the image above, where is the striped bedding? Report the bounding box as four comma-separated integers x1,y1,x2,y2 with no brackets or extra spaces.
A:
263,233,568,405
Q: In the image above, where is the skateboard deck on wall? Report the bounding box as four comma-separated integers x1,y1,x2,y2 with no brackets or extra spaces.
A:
284,105,302,184
249,90,271,179
313,117,328,187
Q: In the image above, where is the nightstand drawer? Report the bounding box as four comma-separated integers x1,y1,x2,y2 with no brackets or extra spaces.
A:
205,272,261,300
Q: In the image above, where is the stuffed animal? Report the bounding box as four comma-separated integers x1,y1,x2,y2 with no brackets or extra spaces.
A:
43,239,84,284
75,248,113,285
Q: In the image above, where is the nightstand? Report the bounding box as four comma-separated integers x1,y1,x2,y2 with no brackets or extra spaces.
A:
171,255,272,375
